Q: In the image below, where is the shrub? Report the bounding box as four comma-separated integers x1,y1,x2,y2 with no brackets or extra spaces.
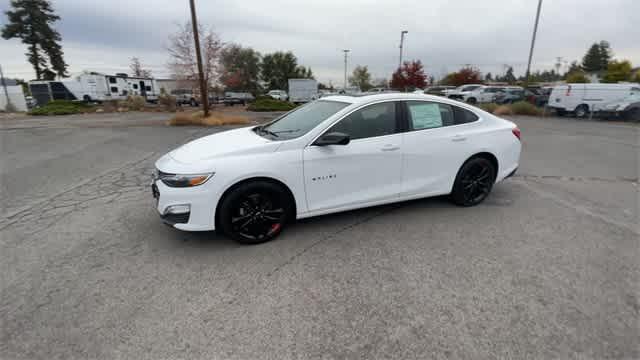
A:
478,103,499,114
566,72,589,83
247,97,296,112
29,100,92,116
121,95,146,111
158,94,177,111
493,105,514,116
168,111,251,126
510,101,542,116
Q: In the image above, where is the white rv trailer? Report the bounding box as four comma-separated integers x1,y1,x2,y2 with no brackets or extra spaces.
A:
29,72,159,105
548,83,640,117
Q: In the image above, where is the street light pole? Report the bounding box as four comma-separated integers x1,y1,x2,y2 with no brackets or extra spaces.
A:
398,30,408,69
189,0,209,117
525,0,543,85
342,49,350,91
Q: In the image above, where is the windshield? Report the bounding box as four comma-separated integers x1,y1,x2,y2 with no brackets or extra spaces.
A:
461,86,480,92
257,100,350,140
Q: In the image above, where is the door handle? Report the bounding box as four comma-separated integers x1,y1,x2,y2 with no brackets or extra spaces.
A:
381,144,400,151
451,135,467,142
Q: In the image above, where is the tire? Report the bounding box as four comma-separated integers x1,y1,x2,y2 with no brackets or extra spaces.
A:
83,95,92,103
555,108,566,117
218,181,293,244
624,108,640,122
190,99,198,107
574,104,589,118
466,97,477,104
450,157,496,207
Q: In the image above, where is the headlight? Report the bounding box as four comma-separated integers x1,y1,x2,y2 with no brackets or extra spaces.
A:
158,172,213,187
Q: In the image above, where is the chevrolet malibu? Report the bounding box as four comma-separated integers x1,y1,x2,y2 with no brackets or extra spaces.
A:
152,93,521,244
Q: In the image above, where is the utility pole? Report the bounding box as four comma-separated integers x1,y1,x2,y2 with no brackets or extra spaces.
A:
525,0,543,85
0,64,13,111
398,30,408,69
342,49,350,91
189,0,209,117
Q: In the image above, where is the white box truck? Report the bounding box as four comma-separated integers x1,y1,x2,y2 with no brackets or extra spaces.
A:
288,79,318,103
548,83,640,117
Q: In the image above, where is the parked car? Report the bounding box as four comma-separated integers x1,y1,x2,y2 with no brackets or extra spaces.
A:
267,90,288,101
446,84,486,103
495,87,525,104
171,89,199,106
425,86,456,96
152,93,521,244
524,87,551,107
548,83,640,117
223,92,254,106
601,92,640,120
449,85,501,104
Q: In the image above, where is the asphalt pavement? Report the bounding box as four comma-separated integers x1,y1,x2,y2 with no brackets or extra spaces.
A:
1,112,638,359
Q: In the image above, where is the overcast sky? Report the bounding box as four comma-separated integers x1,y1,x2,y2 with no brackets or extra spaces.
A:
1,0,638,84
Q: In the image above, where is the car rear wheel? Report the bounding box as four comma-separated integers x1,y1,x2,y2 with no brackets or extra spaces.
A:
624,108,639,122
575,104,589,118
190,99,198,107
466,97,477,104
450,157,496,206
218,181,292,244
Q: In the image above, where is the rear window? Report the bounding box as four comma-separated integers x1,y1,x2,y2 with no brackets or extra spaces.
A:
453,106,479,124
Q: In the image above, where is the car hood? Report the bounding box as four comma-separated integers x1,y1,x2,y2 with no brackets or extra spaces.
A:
167,127,280,164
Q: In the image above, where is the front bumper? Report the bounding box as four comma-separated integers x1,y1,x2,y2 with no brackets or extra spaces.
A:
151,178,217,231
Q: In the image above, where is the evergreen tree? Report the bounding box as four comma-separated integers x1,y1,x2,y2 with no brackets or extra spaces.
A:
582,41,612,73
2,0,68,78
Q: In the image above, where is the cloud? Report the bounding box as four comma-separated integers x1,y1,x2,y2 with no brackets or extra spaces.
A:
1,0,638,83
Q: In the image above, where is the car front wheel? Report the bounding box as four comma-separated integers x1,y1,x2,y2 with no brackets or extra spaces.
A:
450,157,496,206
218,181,292,244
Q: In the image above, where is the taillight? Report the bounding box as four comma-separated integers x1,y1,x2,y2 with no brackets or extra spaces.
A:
512,127,521,141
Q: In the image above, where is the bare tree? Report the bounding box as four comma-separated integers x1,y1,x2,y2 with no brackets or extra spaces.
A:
130,57,152,78
167,22,222,89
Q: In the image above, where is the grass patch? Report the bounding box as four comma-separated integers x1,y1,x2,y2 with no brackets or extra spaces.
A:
493,105,515,116
247,97,296,112
29,100,93,116
168,111,251,126
477,103,499,114
509,101,542,116
474,101,542,116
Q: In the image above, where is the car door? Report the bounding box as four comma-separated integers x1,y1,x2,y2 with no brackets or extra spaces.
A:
401,101,480,197
303,101,403,212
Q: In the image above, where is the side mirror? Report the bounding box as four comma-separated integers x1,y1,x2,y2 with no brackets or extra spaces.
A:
314,132,350,146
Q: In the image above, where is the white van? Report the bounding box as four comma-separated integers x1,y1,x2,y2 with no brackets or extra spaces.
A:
548,83,640,117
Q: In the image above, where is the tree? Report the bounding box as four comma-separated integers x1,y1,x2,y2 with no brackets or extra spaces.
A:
219,44,261,93
582,41,612,73
349,65,373,91
390,60,427,90
440,66,481,86
260,51,313,90
167,22,222,89
602,59,632,83
497,66,517,84
632,71,640,84
485,72,493,82
2,0,68,78
566,71,589,83
130,57,152,78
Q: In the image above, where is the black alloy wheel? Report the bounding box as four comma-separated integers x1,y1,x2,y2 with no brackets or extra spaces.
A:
451,158,496,206
219,182,291,244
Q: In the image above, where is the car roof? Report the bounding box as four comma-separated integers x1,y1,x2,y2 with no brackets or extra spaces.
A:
320,93,474,106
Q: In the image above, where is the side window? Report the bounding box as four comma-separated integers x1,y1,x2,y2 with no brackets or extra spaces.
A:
110,87,118,93
146,86,152,91
453,106,479,124
328,102,397,140
406,101,454,130
132,84,138,89
109,77,117,84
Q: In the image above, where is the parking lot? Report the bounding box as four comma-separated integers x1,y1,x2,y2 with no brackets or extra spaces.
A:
1,112,638,359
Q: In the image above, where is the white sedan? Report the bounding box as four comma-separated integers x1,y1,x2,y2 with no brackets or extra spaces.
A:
152,93,521,244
